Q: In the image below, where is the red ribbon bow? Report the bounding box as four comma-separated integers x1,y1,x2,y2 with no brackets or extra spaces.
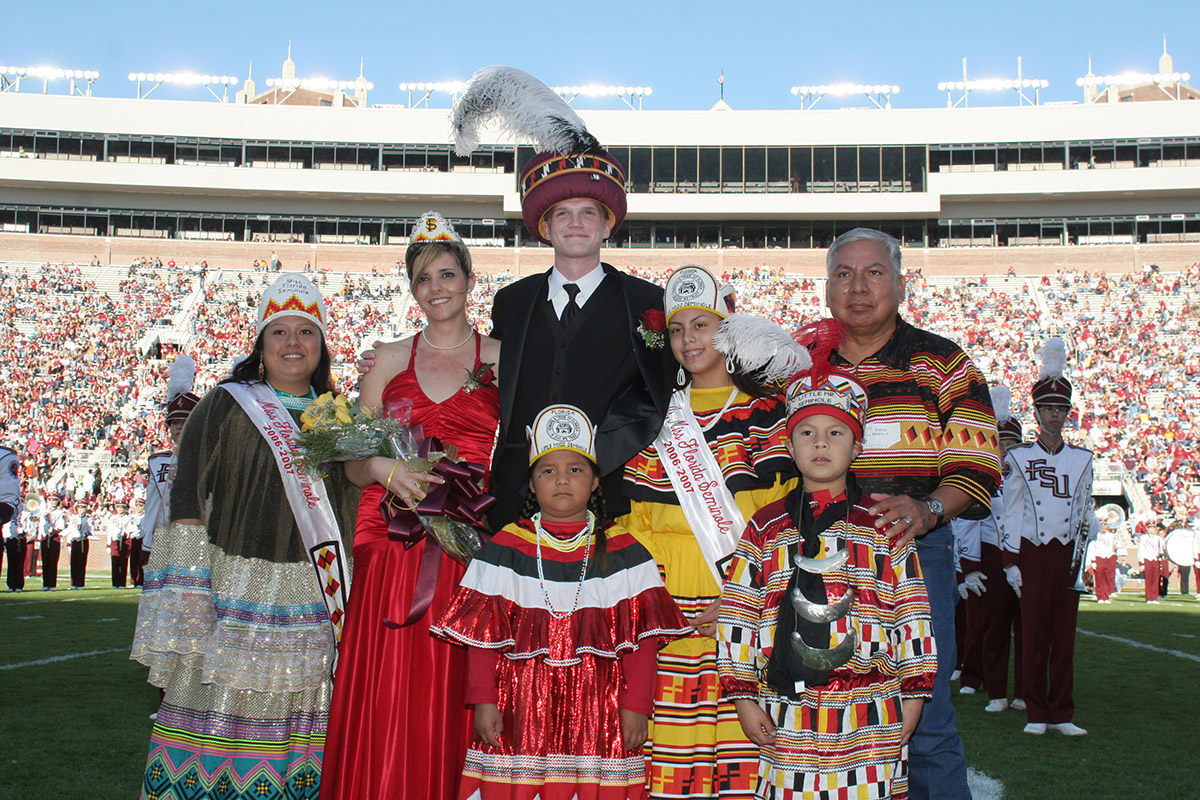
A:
379,424,495,628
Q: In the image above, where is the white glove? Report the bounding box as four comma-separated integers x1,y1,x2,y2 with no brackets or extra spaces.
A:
1004,564,1022,598
962,571,987,596
957,582,968,600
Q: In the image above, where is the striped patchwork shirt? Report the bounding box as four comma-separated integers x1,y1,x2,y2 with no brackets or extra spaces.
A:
829,317,1001,512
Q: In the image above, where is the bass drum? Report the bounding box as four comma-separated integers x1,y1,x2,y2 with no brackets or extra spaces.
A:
1165,529,1197,567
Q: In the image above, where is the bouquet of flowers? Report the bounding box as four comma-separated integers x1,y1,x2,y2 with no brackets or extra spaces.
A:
293,394,493,567
294,393,402,471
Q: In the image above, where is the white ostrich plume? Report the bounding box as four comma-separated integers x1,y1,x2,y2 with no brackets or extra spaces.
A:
166,354,196,402
451,65,601,157
990,384,1013,426
1037,337,1067,381
713,314,811,383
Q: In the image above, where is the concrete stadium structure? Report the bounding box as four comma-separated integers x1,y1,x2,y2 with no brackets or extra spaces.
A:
2,83,1198,275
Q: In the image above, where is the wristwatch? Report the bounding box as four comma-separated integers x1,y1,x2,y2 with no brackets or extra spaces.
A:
924,497,946,528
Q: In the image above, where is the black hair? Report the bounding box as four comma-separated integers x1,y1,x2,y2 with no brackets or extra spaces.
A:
674,353,777,399
519,455,608,575
222,328,336,395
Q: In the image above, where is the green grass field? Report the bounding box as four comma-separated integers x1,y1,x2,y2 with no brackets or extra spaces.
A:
2,584,1197,799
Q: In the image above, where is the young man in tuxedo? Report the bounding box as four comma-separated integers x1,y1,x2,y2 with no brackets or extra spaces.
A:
488,149,671,527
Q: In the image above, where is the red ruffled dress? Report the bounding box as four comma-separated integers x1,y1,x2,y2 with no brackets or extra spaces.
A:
431,519,692,800
320,334,500,800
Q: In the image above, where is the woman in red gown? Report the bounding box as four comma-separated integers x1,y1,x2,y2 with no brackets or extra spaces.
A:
322,212,501,800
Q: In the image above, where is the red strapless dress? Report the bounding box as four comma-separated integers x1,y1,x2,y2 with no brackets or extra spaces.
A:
321,334,499,800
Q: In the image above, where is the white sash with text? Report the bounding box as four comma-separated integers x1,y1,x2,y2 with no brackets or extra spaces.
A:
653,389,747,584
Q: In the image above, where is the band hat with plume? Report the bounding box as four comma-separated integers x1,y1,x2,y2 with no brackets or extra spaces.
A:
165,353,200,423
257,273,327,336
1032,337,1072,405
664,265,735,323
451,65,626,245
409,211,463,245
527,404,596,465
991,384,1023,443
785,318,869,439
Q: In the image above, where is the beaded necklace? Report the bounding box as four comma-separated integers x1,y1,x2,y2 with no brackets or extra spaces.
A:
532,511,594,620
266,381,317,411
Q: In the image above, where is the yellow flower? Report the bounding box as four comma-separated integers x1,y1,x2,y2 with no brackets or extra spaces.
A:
334,406,353,425
332,394,350,408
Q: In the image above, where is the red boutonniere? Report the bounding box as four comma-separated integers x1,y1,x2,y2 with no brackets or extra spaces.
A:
463,362,497,394
638,309,667,350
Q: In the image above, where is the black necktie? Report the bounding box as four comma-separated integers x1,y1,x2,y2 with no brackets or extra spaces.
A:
561,283,581,326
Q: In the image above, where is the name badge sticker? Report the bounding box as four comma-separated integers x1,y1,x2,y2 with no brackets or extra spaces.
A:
862,421,901,450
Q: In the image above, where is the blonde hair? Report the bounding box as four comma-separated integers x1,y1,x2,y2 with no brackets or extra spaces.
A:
406,240,472,290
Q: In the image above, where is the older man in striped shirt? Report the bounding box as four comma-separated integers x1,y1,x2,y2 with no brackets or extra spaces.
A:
820,228,1001,800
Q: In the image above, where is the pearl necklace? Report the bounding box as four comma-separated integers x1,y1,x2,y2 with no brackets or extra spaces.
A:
532,511,594,620
421,328,474,351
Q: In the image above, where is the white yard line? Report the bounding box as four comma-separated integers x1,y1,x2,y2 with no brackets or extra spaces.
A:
1078,629,1200,664
0,647,128,671
1,592,139,607
968,767,1004,800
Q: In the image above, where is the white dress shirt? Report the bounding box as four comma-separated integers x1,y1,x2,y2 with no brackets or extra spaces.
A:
546,262,605,319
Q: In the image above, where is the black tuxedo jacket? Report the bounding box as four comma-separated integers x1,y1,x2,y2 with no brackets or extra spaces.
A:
489,263,671,526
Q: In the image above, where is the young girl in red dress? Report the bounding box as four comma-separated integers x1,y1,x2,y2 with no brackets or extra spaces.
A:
432,405,691,800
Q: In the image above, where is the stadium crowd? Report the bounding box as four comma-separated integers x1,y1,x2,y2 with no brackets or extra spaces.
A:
2,257,1198,534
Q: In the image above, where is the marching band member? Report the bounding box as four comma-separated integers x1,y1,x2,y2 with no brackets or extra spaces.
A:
63,502,90,589
980,386,1026,712
1090,521,1119,603
108,502,131,588
1002,339,1093,736
950,514,985,696
0,444,21,592
1138,526,1166,604
40,494,66,591
141,355,199,561
20,500,41,581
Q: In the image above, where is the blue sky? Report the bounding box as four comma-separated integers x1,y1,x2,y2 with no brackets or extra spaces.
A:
6,0,1199,110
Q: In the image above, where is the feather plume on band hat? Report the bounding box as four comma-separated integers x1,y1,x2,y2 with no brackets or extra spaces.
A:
1032,337,1072,405
165,354,199,423
452,66,601,158
451,65,626,245
991,384,1023,443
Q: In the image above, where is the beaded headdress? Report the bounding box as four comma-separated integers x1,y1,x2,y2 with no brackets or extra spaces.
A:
257,273,326,335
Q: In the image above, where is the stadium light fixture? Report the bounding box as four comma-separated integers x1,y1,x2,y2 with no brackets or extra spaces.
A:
551,85,653,110
128,71,241,101
0,65,99,96
262,75,374,106
266,77,374,91
938,58,1048,107
1076,71,1193,102
789,83,899,110
397,81,468,108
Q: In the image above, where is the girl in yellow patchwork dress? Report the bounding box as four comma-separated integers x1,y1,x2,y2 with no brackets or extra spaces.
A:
618,266,804,799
